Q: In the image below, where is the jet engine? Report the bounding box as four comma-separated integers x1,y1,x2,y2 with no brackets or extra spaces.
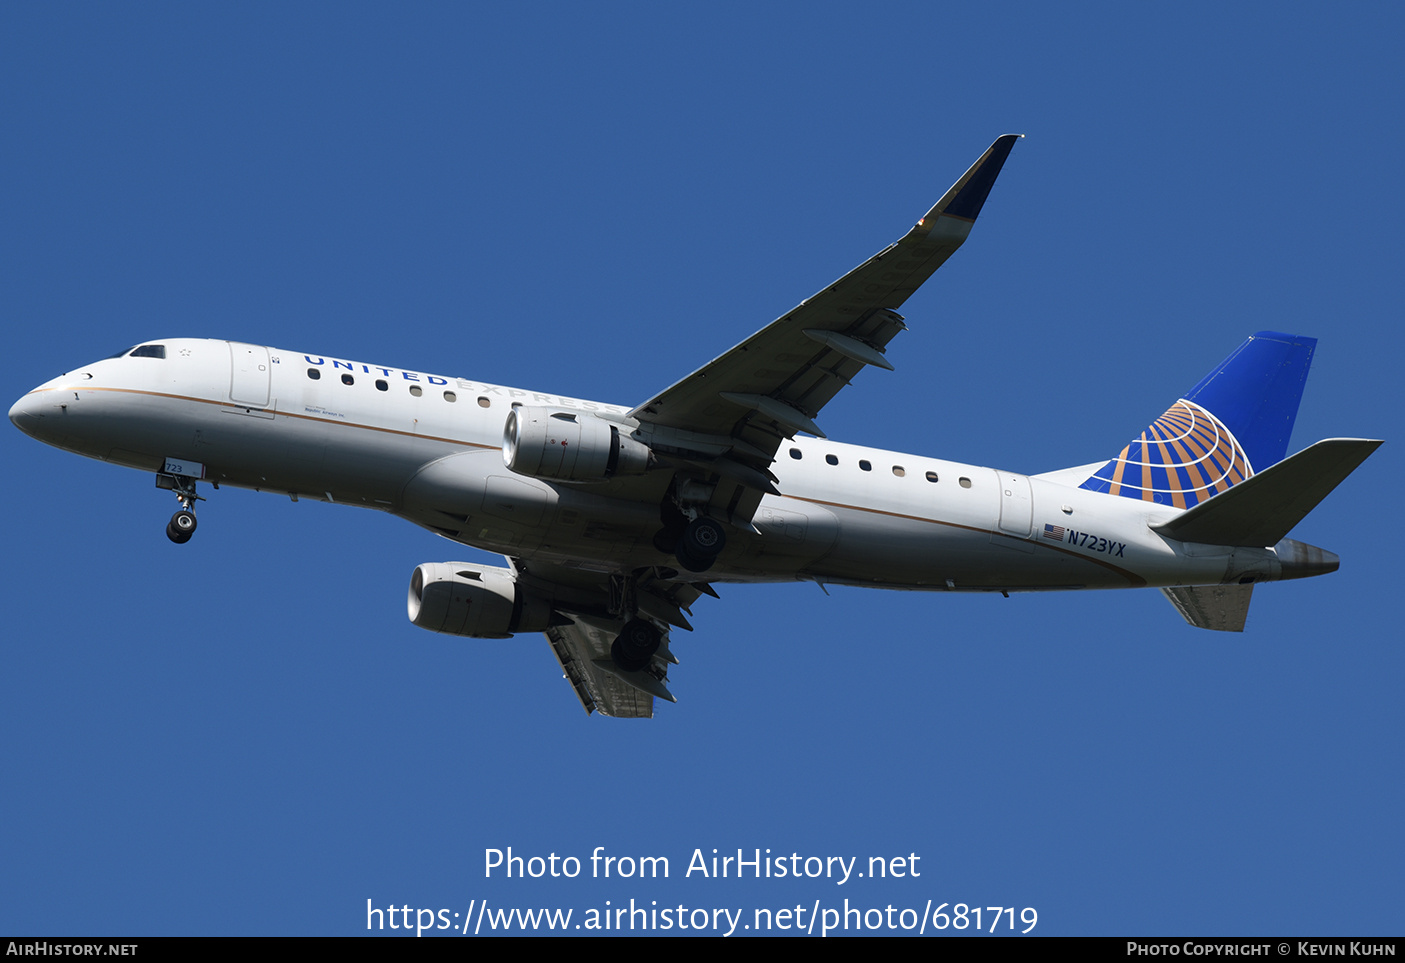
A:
502,407,650,482
407,562,555,638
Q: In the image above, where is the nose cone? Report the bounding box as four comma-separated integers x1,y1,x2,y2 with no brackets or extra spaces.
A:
9,392,43,438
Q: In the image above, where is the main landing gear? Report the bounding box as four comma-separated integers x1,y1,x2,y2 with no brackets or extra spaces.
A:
675,516,726,573
603,573,666,674
157,472,204,544
596,572,678,702
654,494,728,573
610,618,662,672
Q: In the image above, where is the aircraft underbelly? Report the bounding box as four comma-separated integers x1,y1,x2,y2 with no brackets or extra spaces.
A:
400,449,662,558
802,503,1128,589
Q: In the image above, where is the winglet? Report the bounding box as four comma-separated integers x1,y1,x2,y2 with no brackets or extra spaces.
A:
920,134,1022,225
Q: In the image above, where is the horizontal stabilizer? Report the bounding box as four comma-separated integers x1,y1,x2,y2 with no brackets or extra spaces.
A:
1161,584,1254,632
1152,438,1381,547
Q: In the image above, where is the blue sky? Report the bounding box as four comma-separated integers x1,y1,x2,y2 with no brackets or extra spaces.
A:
2,4,1401,936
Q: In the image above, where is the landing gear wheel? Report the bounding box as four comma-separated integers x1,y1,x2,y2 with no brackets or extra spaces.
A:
167,509,197,544
676,516,726,572
674,543,707,573
610,619,662,672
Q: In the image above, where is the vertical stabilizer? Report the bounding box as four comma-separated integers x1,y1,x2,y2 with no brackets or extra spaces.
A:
1080,332,1316,509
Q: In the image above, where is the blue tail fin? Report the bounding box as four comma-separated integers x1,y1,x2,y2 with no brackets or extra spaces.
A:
1079,331,1316,509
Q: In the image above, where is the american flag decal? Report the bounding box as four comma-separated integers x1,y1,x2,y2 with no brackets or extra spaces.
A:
1043,524,1065,541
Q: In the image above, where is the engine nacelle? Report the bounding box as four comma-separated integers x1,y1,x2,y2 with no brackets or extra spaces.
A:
407,562,555,639
502,407,650,482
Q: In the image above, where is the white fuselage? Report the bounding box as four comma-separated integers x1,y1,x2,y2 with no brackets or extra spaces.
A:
11,339,1275,593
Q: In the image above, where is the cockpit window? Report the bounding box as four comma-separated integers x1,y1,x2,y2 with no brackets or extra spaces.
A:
129,344,167,359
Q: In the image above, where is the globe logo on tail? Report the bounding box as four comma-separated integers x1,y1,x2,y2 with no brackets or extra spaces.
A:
1080,399,1253,509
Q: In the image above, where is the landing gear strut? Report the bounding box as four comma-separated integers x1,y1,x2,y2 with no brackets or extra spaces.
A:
158,472,204,544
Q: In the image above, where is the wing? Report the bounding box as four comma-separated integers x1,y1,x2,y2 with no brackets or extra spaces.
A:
516,558,706,718
628,134,1021,526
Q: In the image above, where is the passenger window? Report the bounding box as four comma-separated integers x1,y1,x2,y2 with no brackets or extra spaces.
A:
375,379,388,391
443,391,457,402
959,476,972,488
478,397,491,408
825,454,838,466
789,448,802,459
926,471,939,483
859,460,871,471
341,374,354,386
307,368,321,380
409,385,423,397
892,466,906,477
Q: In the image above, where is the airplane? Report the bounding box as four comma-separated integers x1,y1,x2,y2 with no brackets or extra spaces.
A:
9,135,1381,718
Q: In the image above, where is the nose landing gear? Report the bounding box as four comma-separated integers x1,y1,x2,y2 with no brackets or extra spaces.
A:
156,471,205,544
